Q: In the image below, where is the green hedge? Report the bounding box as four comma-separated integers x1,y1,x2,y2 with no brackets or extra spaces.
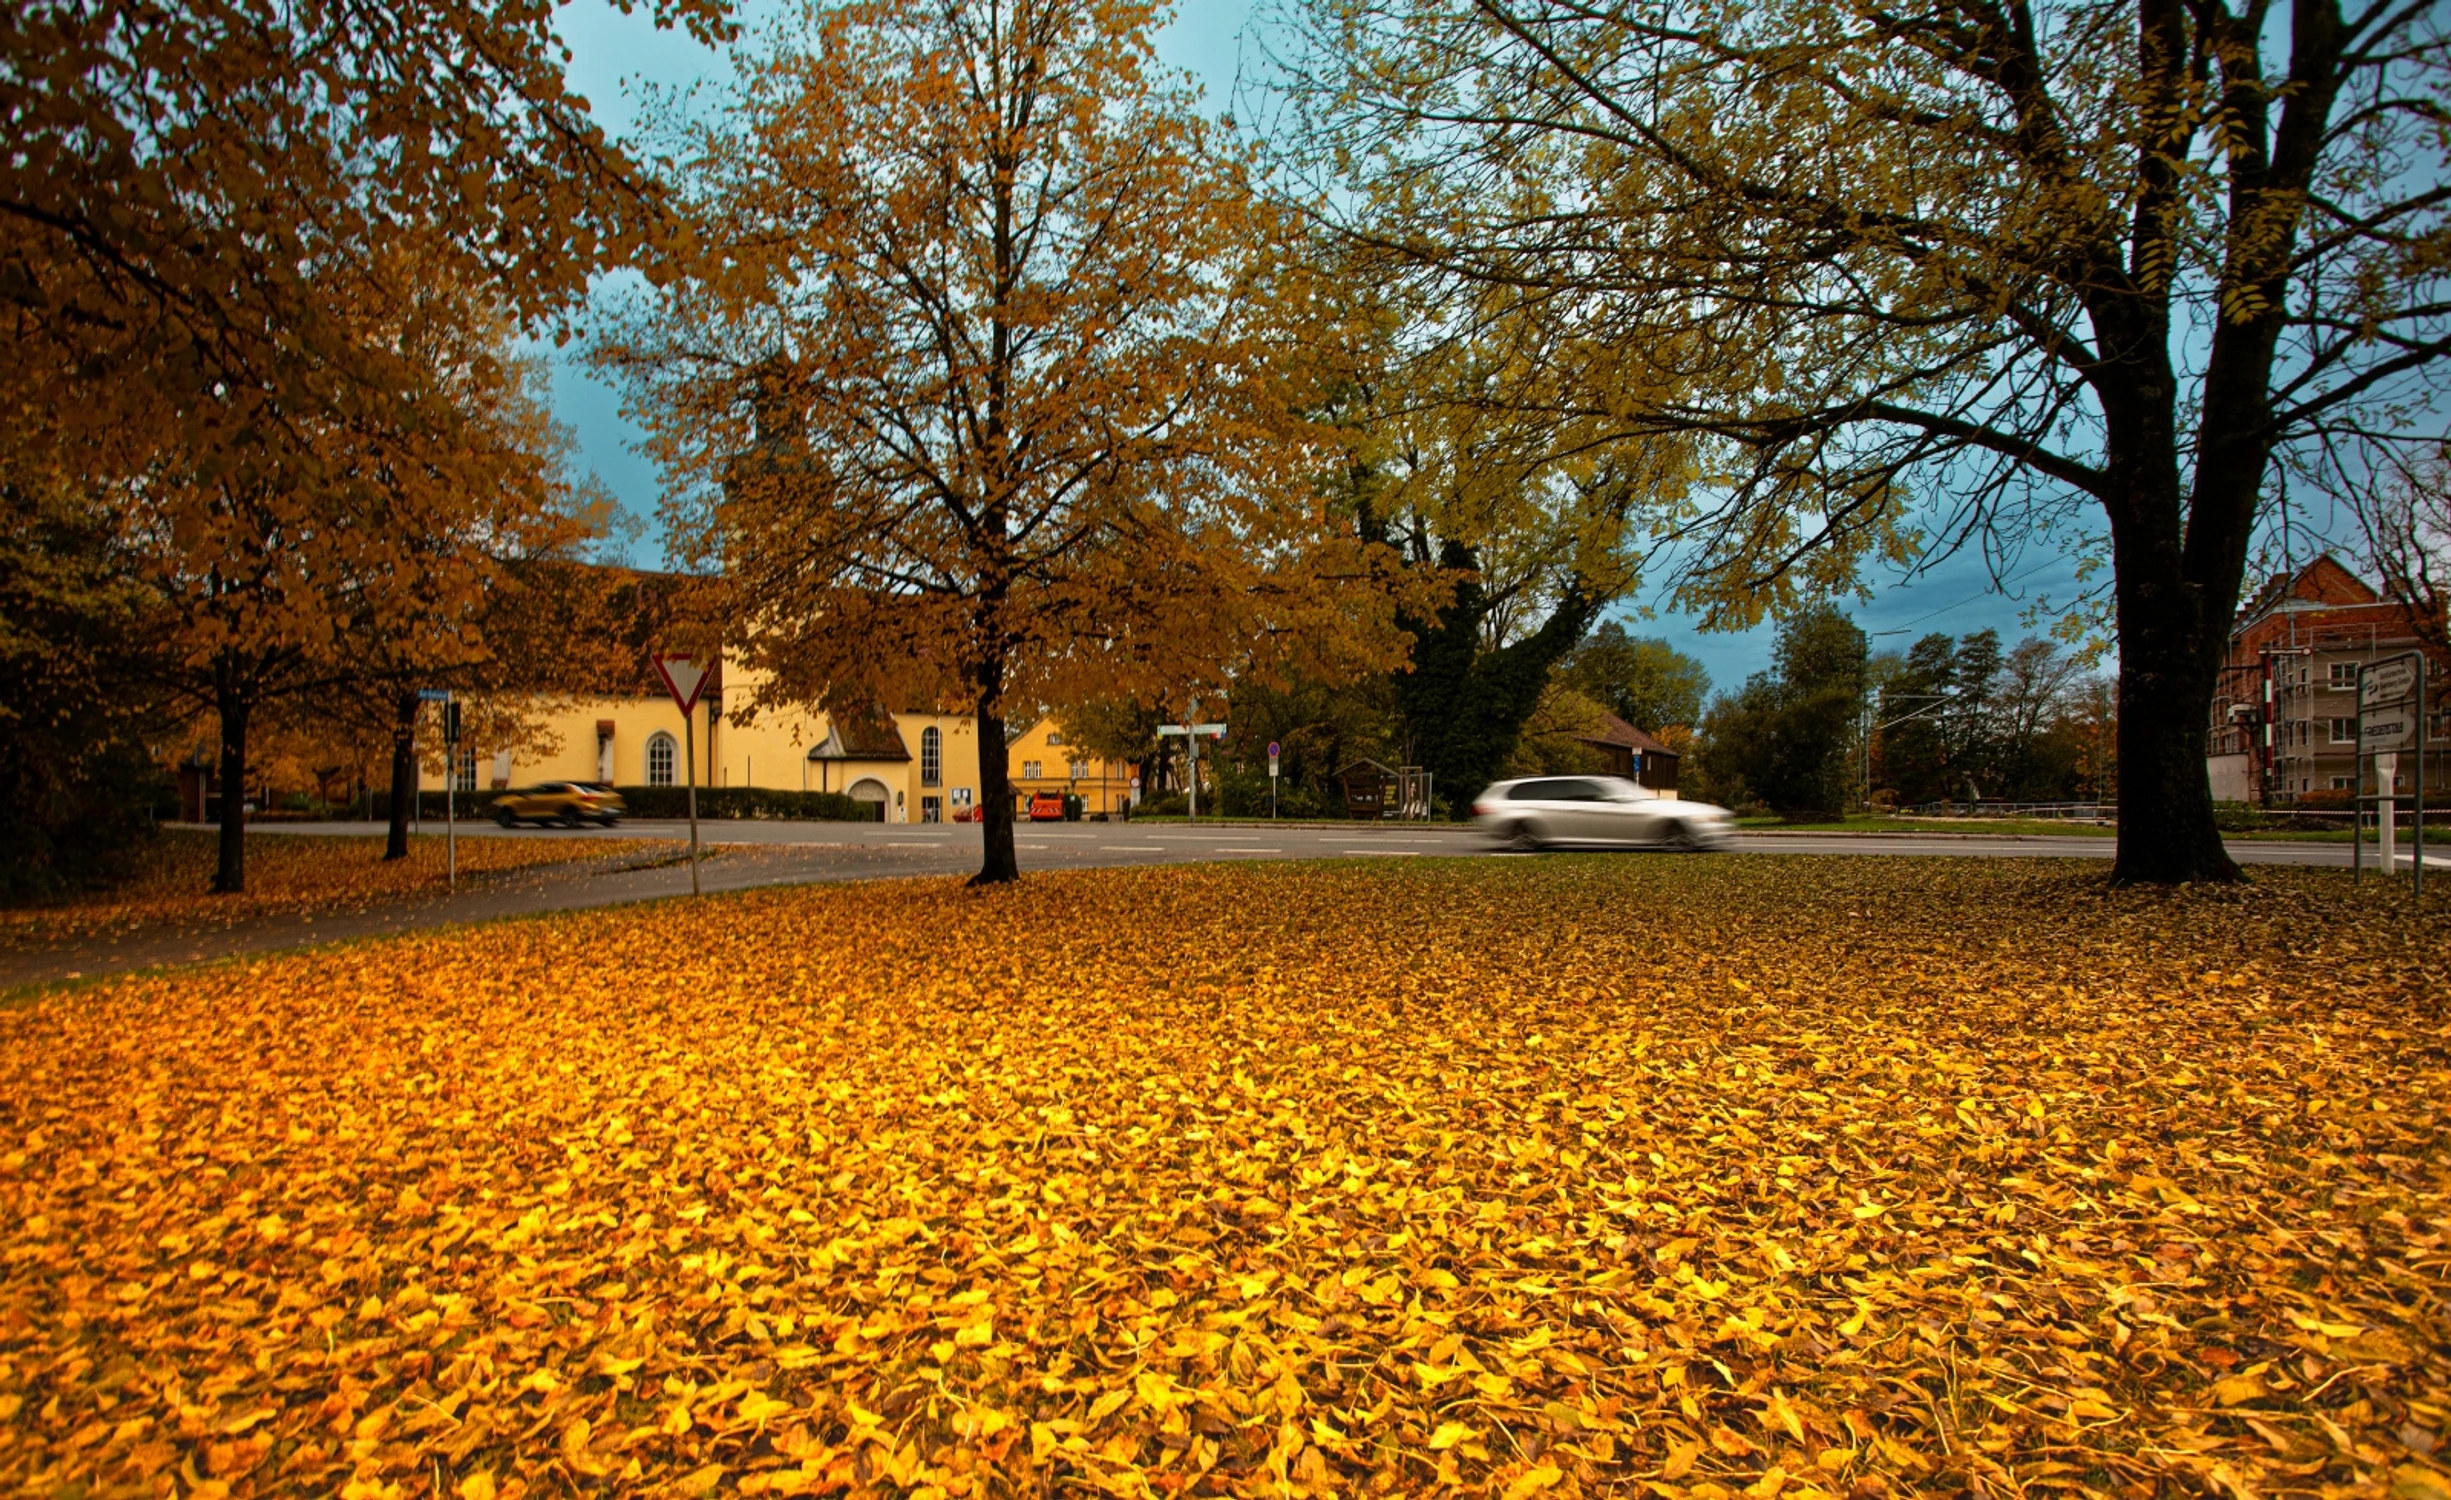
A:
368,787,881,823
601,786,879,822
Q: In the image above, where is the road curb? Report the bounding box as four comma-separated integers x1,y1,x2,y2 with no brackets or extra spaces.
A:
1739,829,2109,842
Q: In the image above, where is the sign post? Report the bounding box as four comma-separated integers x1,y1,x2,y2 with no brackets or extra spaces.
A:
1157,723,1228,820
440,693,460,889
1267,740,1281,820
415,688,449,840
653,656,710,895
2354,652,2427,896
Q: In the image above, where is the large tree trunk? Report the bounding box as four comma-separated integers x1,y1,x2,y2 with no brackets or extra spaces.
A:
973,663,1018,886
212,662,251,894
2090,269,2249,884
2111,607,2236,882
385,689,417,860
2107,501,2242,883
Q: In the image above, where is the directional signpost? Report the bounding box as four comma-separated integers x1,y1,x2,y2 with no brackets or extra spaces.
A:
653,656,709,894
439,691,460,889
1157,722,1227,820
1267,740,1281,820
2354,652,2427,896
414,689,450,838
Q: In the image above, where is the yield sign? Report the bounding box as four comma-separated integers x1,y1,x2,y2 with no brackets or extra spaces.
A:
652,655,710,714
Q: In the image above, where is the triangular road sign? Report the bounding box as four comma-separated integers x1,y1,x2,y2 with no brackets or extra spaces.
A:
652,655,709,714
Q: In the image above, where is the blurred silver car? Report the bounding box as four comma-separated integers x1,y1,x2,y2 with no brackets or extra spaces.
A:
1474,776,1734,852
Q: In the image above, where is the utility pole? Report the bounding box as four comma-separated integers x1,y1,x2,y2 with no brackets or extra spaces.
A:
1862,693,1955,811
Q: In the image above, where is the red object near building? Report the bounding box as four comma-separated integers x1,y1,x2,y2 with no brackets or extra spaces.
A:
2210,556,2448,804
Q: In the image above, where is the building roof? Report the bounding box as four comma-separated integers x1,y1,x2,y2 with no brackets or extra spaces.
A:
805,710,911,762
1575,711,1677,757
2233,555,2384,631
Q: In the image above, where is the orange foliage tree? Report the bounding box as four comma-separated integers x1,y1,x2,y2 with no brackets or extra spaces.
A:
4,1,726,890
132,260,606,893
0,0,728,485
603,0,1407,884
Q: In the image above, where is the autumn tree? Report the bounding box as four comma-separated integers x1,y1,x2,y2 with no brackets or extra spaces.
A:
1285,0,2451,881
2356,446,2451,655
605,0,1400,884
1306,277,1698,804
7,1,728,888
1563,623,1712,732
133,259,606,893
1,0,727,490
0,470,168,897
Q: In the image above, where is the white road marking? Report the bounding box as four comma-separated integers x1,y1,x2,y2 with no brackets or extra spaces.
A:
1101,845,1164,852
1217,847,1282,854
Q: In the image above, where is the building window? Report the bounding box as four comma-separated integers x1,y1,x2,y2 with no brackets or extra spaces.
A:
921,725,942,787
2328,662,2360,689
647,731,678,787
1070,759,1089,781
1046,729,1064,746
453,749,478,793
2329,717,2357,744
921,795,943,823
1022,759,1041,780
2331,775,2355,791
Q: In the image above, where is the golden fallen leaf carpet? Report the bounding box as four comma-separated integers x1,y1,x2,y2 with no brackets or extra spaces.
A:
0,858,2444,1499
0,831,686,949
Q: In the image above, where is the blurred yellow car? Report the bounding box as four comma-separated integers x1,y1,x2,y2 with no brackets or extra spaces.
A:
490,782,625,828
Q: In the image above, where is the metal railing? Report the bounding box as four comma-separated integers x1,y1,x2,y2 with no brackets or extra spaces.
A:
1900,800,2116,820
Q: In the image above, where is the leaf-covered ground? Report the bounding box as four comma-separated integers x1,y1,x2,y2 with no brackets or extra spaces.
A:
1,858,2444,1499
0,832,682,949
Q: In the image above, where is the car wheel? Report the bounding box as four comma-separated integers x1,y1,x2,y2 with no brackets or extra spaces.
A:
1662,822,1702,852
557,810,580,829
494,810,516,828
1505,820,1545,853
600,816,620,828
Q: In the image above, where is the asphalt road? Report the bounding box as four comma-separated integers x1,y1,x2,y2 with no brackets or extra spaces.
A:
4,819,2428,993
280,815,2406,869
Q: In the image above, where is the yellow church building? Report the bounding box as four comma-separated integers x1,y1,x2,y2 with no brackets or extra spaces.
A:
423,654,1161,824
422,665,984,824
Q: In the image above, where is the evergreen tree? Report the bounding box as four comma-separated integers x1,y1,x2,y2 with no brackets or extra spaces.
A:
1699,605,1867,816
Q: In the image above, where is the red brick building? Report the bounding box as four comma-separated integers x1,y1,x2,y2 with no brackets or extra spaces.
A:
2209,556,2448,803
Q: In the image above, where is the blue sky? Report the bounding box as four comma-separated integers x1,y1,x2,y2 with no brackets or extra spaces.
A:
545,0,2107,699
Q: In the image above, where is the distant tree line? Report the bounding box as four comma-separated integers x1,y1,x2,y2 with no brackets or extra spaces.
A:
1677,613,2116,819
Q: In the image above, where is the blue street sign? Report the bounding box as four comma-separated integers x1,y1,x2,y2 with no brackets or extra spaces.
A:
417,688,451,702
